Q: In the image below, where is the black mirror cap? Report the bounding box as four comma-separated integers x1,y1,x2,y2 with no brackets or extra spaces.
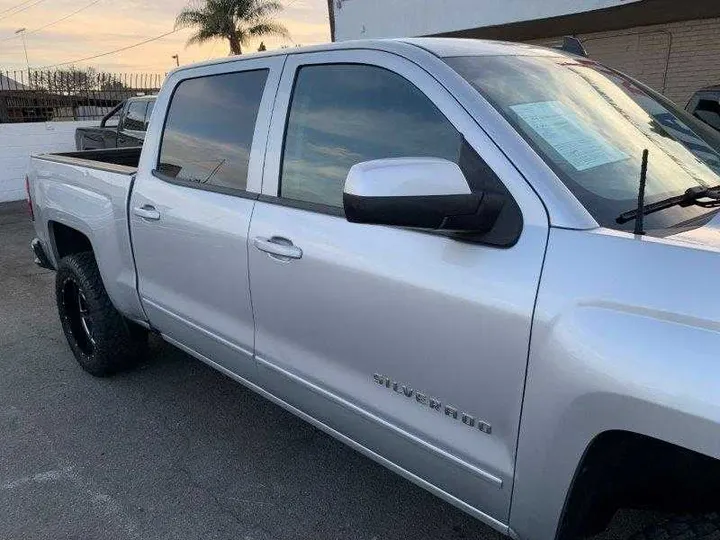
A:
344,191,523,247
344,192,482,229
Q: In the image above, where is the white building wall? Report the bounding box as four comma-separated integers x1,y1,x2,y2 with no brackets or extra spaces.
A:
334,0,641,41
0,121,94,202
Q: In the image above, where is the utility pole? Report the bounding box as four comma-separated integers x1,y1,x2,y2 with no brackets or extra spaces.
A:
172,54,179,67
15,28,30,81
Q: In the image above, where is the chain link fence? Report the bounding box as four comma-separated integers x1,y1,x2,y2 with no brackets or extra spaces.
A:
0,69,165,123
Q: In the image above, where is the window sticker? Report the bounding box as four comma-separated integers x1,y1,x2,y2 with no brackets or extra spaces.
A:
510,100,629,171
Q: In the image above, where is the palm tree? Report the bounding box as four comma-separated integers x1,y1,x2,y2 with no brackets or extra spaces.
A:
175,0,289,56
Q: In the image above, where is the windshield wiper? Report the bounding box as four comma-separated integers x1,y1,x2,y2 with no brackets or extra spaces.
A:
616,149,720,232
616,185,720,224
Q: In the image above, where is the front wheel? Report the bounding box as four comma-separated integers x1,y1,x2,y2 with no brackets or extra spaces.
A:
630,513,720,539
56,252,147,376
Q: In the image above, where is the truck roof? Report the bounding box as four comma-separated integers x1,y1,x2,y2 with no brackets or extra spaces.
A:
400,38,565,58
170,37,566,76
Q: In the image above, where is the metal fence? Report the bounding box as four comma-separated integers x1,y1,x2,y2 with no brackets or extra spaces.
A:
0,70,165,123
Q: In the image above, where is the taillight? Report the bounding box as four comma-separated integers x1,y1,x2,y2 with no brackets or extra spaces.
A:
25,175,34,221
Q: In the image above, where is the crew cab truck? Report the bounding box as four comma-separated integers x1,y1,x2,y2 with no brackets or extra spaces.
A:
74,95,156,150
27,39,720,540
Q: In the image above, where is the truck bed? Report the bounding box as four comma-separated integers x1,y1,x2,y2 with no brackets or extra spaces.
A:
28,145,145,322
36,147,142,173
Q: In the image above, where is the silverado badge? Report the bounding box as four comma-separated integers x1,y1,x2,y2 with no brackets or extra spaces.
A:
373,374,492,435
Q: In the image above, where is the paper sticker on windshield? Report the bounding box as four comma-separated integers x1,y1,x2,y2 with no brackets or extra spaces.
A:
510,100,629,171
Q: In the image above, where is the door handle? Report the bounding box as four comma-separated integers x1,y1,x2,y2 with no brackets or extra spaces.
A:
133,205,160,221
253,236,303,260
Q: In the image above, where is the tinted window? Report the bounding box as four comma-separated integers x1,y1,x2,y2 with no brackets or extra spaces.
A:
280,64,463,207
123,101,147,131
144,100,155,130
158,70,268,192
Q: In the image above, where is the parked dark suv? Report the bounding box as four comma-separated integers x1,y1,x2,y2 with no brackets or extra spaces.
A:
686,86,720,132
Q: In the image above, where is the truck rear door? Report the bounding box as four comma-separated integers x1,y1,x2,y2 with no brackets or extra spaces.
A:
129,56,283,379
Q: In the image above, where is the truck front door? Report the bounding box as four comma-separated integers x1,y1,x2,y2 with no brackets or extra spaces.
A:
247,50,549,528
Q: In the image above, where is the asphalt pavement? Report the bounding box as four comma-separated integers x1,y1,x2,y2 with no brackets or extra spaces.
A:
0,201,649,540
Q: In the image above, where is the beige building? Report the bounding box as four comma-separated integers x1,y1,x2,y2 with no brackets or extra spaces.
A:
328,0,720,105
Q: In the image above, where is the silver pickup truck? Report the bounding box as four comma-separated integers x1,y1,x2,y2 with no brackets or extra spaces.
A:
26,38,720,540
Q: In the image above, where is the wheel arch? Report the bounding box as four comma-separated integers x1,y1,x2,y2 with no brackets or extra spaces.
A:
42,210,145,323
556,430,720,539
49,221,94,260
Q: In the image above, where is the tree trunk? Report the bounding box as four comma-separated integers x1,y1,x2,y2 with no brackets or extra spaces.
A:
228,34,242,55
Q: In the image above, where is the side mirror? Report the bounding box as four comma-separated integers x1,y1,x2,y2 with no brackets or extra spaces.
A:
343,158,505,233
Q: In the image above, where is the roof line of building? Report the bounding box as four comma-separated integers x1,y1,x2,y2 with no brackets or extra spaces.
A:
433,0,720,42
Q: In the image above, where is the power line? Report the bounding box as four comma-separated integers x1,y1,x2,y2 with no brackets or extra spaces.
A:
0,0,101,42
0,0,35,16
42,28,182,68
0,0,48,22
30,0,101,34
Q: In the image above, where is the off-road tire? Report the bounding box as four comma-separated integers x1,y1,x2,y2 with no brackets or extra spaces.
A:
56,251,147,377
630,513,720,539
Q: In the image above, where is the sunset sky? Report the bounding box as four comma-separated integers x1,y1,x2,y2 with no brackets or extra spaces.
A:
0,0,330,74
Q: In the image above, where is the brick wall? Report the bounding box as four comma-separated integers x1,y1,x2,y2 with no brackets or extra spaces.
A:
531,17,720,106
0,121,94,202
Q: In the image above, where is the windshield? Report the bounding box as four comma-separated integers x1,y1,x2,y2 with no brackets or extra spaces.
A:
446,55,720,232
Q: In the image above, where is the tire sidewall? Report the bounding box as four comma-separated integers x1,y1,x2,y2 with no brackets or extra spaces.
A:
55,252,142,376
56,267,96,372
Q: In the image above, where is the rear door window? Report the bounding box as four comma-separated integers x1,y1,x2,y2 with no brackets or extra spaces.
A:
157,69,269,193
